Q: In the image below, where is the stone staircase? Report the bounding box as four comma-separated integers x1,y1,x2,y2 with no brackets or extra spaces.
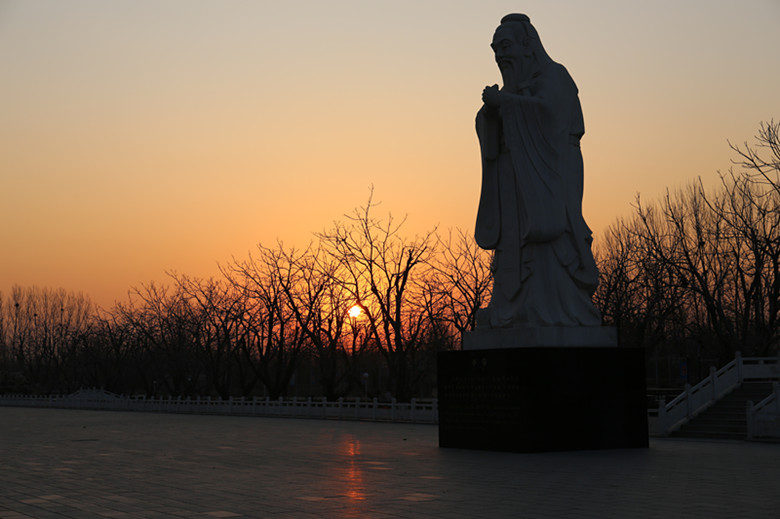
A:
670,381,774,440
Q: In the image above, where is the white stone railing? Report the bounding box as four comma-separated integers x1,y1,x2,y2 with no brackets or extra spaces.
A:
0,390,438,424
658,352,780,436
747,382,780,440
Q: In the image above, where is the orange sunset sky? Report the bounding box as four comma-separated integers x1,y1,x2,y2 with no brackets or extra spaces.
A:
2,0,779,309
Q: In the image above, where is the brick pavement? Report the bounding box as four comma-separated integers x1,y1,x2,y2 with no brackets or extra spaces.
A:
1,407,778,518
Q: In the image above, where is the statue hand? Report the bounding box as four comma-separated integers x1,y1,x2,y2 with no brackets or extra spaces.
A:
482,84,502,107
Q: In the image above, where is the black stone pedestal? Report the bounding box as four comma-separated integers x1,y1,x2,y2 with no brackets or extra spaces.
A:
437,347,648,452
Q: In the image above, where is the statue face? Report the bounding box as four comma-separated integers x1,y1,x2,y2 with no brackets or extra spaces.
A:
491,25,525,74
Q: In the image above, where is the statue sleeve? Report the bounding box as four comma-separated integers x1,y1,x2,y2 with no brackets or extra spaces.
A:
474,108,501,249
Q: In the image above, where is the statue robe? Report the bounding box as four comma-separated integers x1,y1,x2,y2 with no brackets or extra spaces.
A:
474,62,601,327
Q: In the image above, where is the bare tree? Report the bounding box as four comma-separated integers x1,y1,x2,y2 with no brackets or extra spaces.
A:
171,274,249,399
426,228,493,340
729,120,780,194
0,286,93,393
267,244,360,400
225,244,308,399
316,193,436,401
89,309,137,394
114,283,203,396
712,120,780,355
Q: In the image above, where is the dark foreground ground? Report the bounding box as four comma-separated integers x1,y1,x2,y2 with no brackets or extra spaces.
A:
1,407,778,518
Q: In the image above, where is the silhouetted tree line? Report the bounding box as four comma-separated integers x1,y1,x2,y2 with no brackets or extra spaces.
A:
2,122,778,396
595,120,780,384
0,196,491,400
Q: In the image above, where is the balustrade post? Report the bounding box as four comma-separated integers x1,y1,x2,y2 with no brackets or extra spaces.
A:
746,400,754,440
684,384,692,419
709,366,717,401
656,397,666,436
736,351,743,383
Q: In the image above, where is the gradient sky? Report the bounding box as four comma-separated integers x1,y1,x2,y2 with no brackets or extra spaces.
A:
2,0,779,309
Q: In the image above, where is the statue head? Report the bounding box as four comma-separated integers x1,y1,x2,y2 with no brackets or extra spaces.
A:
492,14,551,88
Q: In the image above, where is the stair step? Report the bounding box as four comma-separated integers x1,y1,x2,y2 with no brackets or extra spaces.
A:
678,422,746,430
699,413,747,419
681,416,745,423
674,425,745,433
678,427,746,435
672,431,745,440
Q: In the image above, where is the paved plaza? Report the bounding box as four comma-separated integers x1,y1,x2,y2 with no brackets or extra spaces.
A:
1,407,778,518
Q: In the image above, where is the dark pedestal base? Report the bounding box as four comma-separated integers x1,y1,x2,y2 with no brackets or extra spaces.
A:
437,347,648,453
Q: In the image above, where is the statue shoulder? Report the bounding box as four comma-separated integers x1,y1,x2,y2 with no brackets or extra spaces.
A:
543,62,578,91
533,63,579,103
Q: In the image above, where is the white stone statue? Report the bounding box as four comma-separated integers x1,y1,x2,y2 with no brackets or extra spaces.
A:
474,14,602,330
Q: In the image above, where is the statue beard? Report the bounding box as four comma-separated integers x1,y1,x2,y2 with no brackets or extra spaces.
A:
500,56,534,93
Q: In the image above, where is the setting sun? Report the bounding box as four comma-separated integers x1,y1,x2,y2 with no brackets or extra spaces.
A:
348,305,362,318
